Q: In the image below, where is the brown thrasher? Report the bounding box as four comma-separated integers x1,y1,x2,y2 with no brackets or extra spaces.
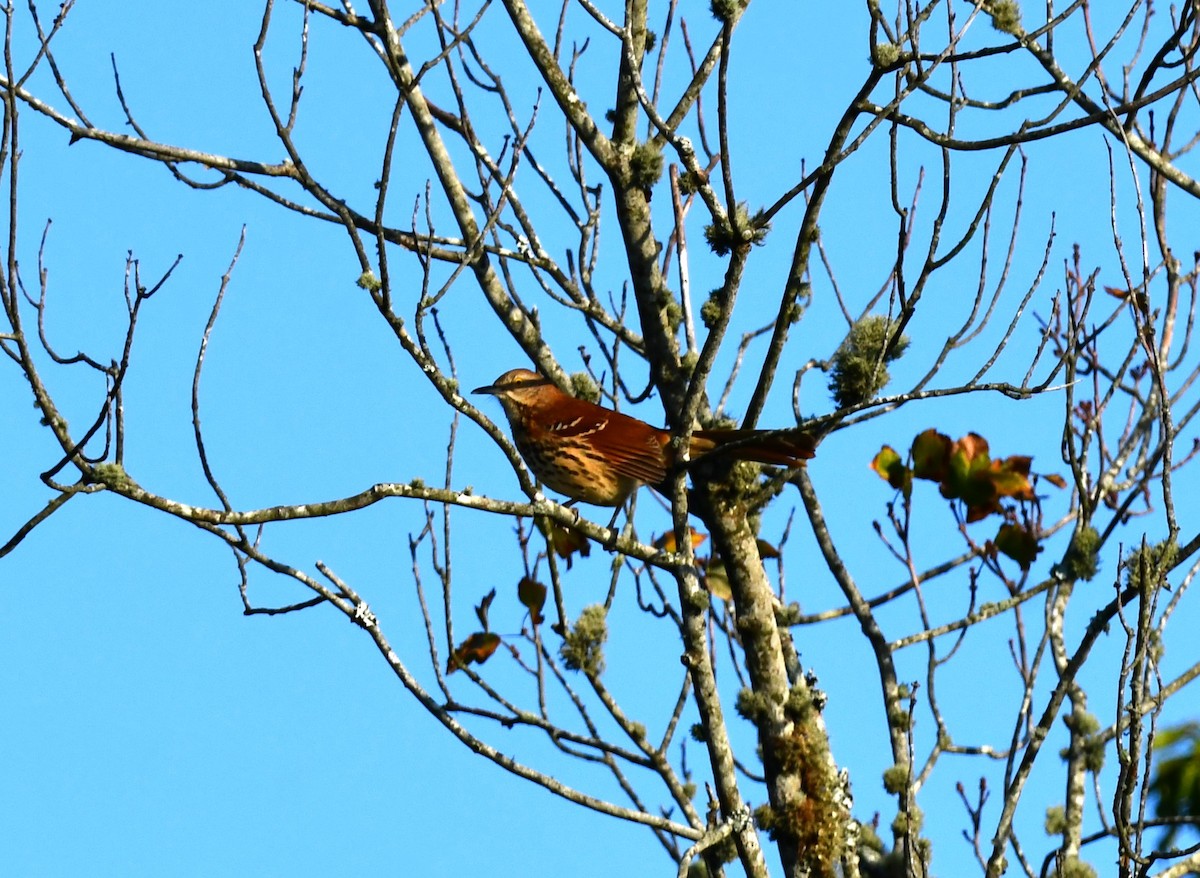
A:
474,368,816,507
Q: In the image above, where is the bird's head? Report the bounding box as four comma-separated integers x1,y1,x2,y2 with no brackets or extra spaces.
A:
473,368,556,415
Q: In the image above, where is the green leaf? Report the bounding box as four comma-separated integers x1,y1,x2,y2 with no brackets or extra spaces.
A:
871,445,912,496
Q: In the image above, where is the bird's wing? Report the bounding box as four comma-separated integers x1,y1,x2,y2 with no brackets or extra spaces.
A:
596,427,670,485
547,407,669,485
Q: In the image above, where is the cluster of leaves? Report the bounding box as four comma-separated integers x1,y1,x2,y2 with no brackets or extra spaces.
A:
446,520,569,673
446,576,550,673
872,429,1063,570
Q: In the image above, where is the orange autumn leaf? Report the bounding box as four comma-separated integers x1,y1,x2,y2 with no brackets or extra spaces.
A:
949,432,990,472
959,456,1036,522
545,521,590,568
447,632,502,673
875,429,1062,527
990,456,1036,501
940,435,1037,522
875,427,1065,584
653,528,708,554
1104,285,1149,310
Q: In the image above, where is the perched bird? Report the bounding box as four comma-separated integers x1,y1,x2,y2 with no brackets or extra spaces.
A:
474,368,816,507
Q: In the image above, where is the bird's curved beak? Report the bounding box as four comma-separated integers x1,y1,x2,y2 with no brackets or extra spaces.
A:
473,382,500,396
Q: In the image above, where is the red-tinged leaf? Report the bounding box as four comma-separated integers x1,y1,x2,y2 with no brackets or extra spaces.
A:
474,588,496,631
963,497,1001,523
447,632,502,673
911,429,952,482
957,454,1037,521
756,539,781,560
989,456,1035,501
1043,473,1068,489
891,429,1050,524
1102,286,1150,312
871,445,912,495
955,432,991,465
945,434,996,513
653,528,708,554
995,523,1043,571
517,576,547,626
545,521,590,569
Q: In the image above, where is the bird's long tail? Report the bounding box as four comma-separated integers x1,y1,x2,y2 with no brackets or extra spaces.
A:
691,428,817,467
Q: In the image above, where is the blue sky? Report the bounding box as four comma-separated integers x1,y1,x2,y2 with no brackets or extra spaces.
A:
3,2,1199,876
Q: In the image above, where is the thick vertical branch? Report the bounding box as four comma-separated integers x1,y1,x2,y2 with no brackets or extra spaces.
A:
694,478,850,878
675,556,773,878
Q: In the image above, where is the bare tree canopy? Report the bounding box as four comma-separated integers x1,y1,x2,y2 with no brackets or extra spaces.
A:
3,2,1200,877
